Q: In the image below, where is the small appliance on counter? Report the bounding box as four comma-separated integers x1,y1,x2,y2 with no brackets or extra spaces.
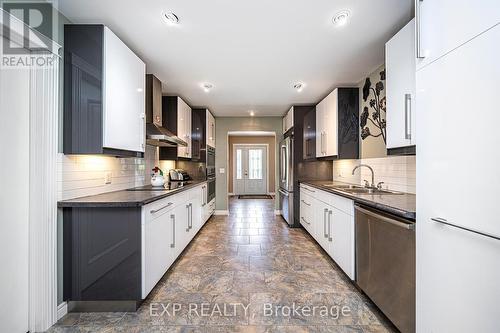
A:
169,169,191,182
151,167,165,187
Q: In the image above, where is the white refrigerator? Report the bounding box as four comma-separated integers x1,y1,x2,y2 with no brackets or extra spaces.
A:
416,1,500,332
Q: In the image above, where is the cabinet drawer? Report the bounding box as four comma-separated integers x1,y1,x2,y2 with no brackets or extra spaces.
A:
314,188,354,217
299,191,314,228
145,193,186,221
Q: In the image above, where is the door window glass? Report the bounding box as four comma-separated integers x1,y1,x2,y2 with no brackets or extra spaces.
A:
236,149,242,179
249,149,263,179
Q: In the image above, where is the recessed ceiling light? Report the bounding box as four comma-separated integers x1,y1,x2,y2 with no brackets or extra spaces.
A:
332,10,350,26
249,110,255,116
293,82,304,92
202,83,214,92
162,11,179,25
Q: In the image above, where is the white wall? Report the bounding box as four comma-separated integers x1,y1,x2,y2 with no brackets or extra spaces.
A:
332,155,416,194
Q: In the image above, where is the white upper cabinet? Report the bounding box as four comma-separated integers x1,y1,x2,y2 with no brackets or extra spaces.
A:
207,110,216,148
315,89,338,157
103,27,145,153
386,18,417,149
282,107,294,134
177,97,192,158
416,0,500,70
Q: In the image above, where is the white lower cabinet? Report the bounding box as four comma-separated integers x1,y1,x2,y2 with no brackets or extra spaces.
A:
142,182,209,298
299,184,355,280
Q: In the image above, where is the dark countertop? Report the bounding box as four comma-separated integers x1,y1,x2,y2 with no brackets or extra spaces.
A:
300,180,416,220
58,180,207,208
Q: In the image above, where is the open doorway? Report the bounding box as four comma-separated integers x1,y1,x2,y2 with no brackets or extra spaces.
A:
227,132,276,202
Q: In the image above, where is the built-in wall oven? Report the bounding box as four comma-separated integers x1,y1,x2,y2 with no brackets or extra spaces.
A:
206,146,215,178
207,177,215,203
206,146,216,203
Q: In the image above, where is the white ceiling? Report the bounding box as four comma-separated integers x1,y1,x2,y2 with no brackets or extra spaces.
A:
58,0,412,117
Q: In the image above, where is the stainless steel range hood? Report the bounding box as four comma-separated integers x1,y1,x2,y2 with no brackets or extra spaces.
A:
145,74,187,147
146,123,187,147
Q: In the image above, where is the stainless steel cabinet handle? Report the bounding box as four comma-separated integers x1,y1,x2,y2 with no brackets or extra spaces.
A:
301,186,315,193
170,214,176,248
186,204,191,231
405,94,412,140
301,199,311,206
328,210,333,242
189,203,193,229
150,202,173,214
323,208,328,238
416,0,425,59
431,217,500,241
356,206,415,230
323,132,327,155
301,217,310,225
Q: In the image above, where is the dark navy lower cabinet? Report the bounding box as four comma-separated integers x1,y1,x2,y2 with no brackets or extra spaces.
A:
63,207,142,311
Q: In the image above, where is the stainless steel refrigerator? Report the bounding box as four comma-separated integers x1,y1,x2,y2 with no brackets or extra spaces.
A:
279,136,293,226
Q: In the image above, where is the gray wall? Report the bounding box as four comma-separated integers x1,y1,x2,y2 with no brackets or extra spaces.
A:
215,117,283,210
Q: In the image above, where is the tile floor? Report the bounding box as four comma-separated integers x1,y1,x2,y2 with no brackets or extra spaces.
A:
48,197,396,333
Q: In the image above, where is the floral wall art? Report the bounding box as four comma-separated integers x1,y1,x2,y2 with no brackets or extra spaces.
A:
359,65,387,158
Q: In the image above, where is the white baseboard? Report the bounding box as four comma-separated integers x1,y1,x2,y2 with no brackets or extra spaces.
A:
274,210,282,215
57,302,68,320
214,210,229,215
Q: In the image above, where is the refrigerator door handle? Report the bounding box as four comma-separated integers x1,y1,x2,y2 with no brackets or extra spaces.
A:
431,217,500,241
278,188,288,196
280,145,287,182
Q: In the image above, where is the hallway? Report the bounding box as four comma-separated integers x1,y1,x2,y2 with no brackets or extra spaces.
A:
49,197,395,332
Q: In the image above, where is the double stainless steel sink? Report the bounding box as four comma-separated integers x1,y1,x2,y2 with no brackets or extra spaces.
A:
323,184,403,195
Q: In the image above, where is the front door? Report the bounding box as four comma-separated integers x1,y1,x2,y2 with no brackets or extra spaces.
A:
233,145,267,195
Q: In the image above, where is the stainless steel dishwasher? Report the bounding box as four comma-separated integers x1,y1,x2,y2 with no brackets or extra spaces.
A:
355,205,415,333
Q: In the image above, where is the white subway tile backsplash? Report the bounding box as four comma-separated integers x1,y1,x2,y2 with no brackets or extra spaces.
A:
57,145,159,200
332,155,416,194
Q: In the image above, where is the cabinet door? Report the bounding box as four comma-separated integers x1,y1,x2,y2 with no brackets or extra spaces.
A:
313,200,330,252
331,208,355,279
324,90,338,157
143,207,175,297
416,0,500,70
299,191,313,233
303,108,316,160
190,188,202,233
206,110,215,148
177,98,191,158
386,19,416,149
171,203,188,258
103,27,145,153
315,100,325,157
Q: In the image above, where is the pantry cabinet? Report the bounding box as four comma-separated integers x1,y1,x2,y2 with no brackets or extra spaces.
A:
386,19,416,150
63,24,145,157
315,88,359,159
